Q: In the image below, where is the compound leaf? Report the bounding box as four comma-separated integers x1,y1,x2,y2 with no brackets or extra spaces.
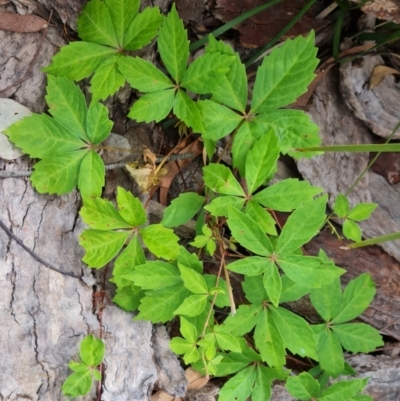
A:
128,89,175,123
227,207,273,256
318,379,368,401
286,372,320,400
218,366,257,401
79,229,130,268
62,370,92,397
221,304,262,336
78,150,105,198
162,192,204,228
348,203,377,221
117,56,173,92
252,179,324,212
157,3,188,83
140,224,180,260
275,195,327,255
279,275,311,303
43,42,116,81
251,31,318,113
116,187,146,227
203,164,245,197
77,0,118,48
124,6,163,51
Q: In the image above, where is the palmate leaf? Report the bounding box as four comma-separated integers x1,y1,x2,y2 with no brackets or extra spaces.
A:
5,76,113,196
251,31,318,113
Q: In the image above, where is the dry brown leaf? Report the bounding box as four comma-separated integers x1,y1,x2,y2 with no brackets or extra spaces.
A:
0,12,48,33
369,65,400,89
125,163,168,193
143,146,158,165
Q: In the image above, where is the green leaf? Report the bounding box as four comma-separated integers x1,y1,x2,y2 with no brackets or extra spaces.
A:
197,100,243,141
169,337,193,355
206,34,235,56
117,56,173,92
245,201,277,235
136,283,189,323
46,76,87,141
318,328,344,377
113,284,144,312
348,203,377,221
214,331,241,353
93,369,101,382
275,195,327,255
333,194,350,218
277,255,344,288
310,278,342,322
181,52,234,94
332,274,376,324
343,219,362,242
140,224,180,260
79,229,130,268
227,256,272,276
263,263,281,307
332,323,383,353
210,55,247,113
204,275,230,307
205,195,245,217
180,316,198,342
203,164,245,196
257,109,321,158
68,362,89,373
252,179,324,212
231,119,265,176
105,0,139,46
286,372,320,400
174,294,208,317
112,235,146,287
254,309,286,367
123,261,181,289
77,0,118,47
271,306,318,360
178,247,203,274
243,275,268,304
128,89,175,123
85,102,113,144
31,150,87,195
221,304,262,336
218,366,257,401
252,365,273,401
173,89,204,133
80,196,133,230
161,192,204,227
5,114,83,158
43,42,117,81
318,379,368,401
245,133,280,194
124,7,163,51
90,56,125,104
116,187,146,227
157,3,188,83
62,370,92,397
80,335,105,366
178,264,208,294
78,150,105,198
227,207,274,256
279,275,311,303
351,396,374,401
251,31,318,113
183,346,200,365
